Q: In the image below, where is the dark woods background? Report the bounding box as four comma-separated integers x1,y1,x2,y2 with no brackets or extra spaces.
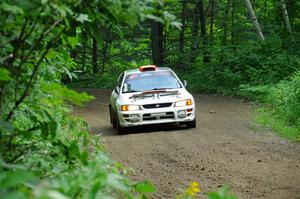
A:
69,0,300,92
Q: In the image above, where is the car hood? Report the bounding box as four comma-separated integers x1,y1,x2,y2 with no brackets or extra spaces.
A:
118,89,193,105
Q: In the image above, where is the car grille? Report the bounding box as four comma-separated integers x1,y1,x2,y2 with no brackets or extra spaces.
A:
142,102,172,109
143,112,174,121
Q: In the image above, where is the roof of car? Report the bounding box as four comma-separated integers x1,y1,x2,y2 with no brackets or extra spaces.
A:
126,67,172,74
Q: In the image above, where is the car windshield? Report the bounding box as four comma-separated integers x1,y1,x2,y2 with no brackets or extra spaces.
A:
122,70,182,93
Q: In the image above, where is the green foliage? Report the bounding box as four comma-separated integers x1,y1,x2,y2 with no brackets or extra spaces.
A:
0,151,157,199
256,108,300,141
135,181,156,193
1,0,300,197
0,68,11,81
179,35,300,141
0,0,160,198
1,62,156,198
236,71,300,141
67,58,152,89
43,82,94,106
208,185,237,199
67,73,117,89
182,37,300,94
238,84,272,101
250,71,300,141
267,71,300,126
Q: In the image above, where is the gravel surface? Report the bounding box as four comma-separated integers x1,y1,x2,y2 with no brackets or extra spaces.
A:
74,89,300,199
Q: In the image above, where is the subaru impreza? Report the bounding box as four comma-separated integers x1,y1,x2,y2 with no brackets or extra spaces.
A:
109,65,196,132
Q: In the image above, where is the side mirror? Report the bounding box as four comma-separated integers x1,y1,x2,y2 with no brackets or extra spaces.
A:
115,86,120,94
183,80,187,87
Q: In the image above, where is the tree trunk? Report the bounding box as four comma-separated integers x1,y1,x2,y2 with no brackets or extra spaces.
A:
208,0,215,61
198,0,206,43
198,0,209,63
0,83,5,140
264,0,268,19
0,84,4,118
179,0,187,53
222,0,232,45
281,0,292,34
191,3,199,52
81,32,87,71
231,0,235,45
190,1,200,62
92,38,98,73
285,0,296,23
82,43,86,71
70,20,77,59
243,0,265,40
209,0,215,38
151,20,164,66
101,40,109,74
100,25,112,74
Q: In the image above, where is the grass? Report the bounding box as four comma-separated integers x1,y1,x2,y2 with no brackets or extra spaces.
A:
255,108,300,142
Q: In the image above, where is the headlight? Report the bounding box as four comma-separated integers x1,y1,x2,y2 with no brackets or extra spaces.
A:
121,105,140,111
175,99,192,107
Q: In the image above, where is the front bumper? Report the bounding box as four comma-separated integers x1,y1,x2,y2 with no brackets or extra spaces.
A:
117,105,195,127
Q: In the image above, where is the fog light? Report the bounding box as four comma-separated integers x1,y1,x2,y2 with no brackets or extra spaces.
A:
130,114,139,122
178,110,186,118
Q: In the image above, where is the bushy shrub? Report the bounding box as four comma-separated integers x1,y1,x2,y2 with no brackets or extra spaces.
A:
0,78,156,198
268,71,300,126
179,36,300,141
182,37,300,94
238,71,300,141
0,35,155,199
67,73,117,89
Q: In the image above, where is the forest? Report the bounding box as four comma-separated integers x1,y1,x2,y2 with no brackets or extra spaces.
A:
0,0,299,198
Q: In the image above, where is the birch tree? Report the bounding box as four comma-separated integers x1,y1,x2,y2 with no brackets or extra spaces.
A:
281,0,292,34
244,0,265,40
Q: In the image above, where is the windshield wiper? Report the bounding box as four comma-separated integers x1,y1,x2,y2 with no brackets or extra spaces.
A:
151,87,173,90
123,90,140,93
125,88,175,94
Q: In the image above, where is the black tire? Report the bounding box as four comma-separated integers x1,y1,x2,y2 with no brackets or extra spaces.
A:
109,105,117,129
116,113,126,134
109,105,113,124
112,113,117,129
186,118,196,128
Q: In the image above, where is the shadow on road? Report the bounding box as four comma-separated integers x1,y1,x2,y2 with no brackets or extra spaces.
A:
93,123,193,136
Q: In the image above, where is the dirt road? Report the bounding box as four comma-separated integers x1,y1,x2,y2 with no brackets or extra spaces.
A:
74,89,300,199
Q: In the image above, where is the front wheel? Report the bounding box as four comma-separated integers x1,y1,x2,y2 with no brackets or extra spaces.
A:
116,113,126,134
109,105,117,129
185,119,196,128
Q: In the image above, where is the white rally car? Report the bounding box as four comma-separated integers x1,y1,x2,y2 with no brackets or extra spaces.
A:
109,65,196,132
